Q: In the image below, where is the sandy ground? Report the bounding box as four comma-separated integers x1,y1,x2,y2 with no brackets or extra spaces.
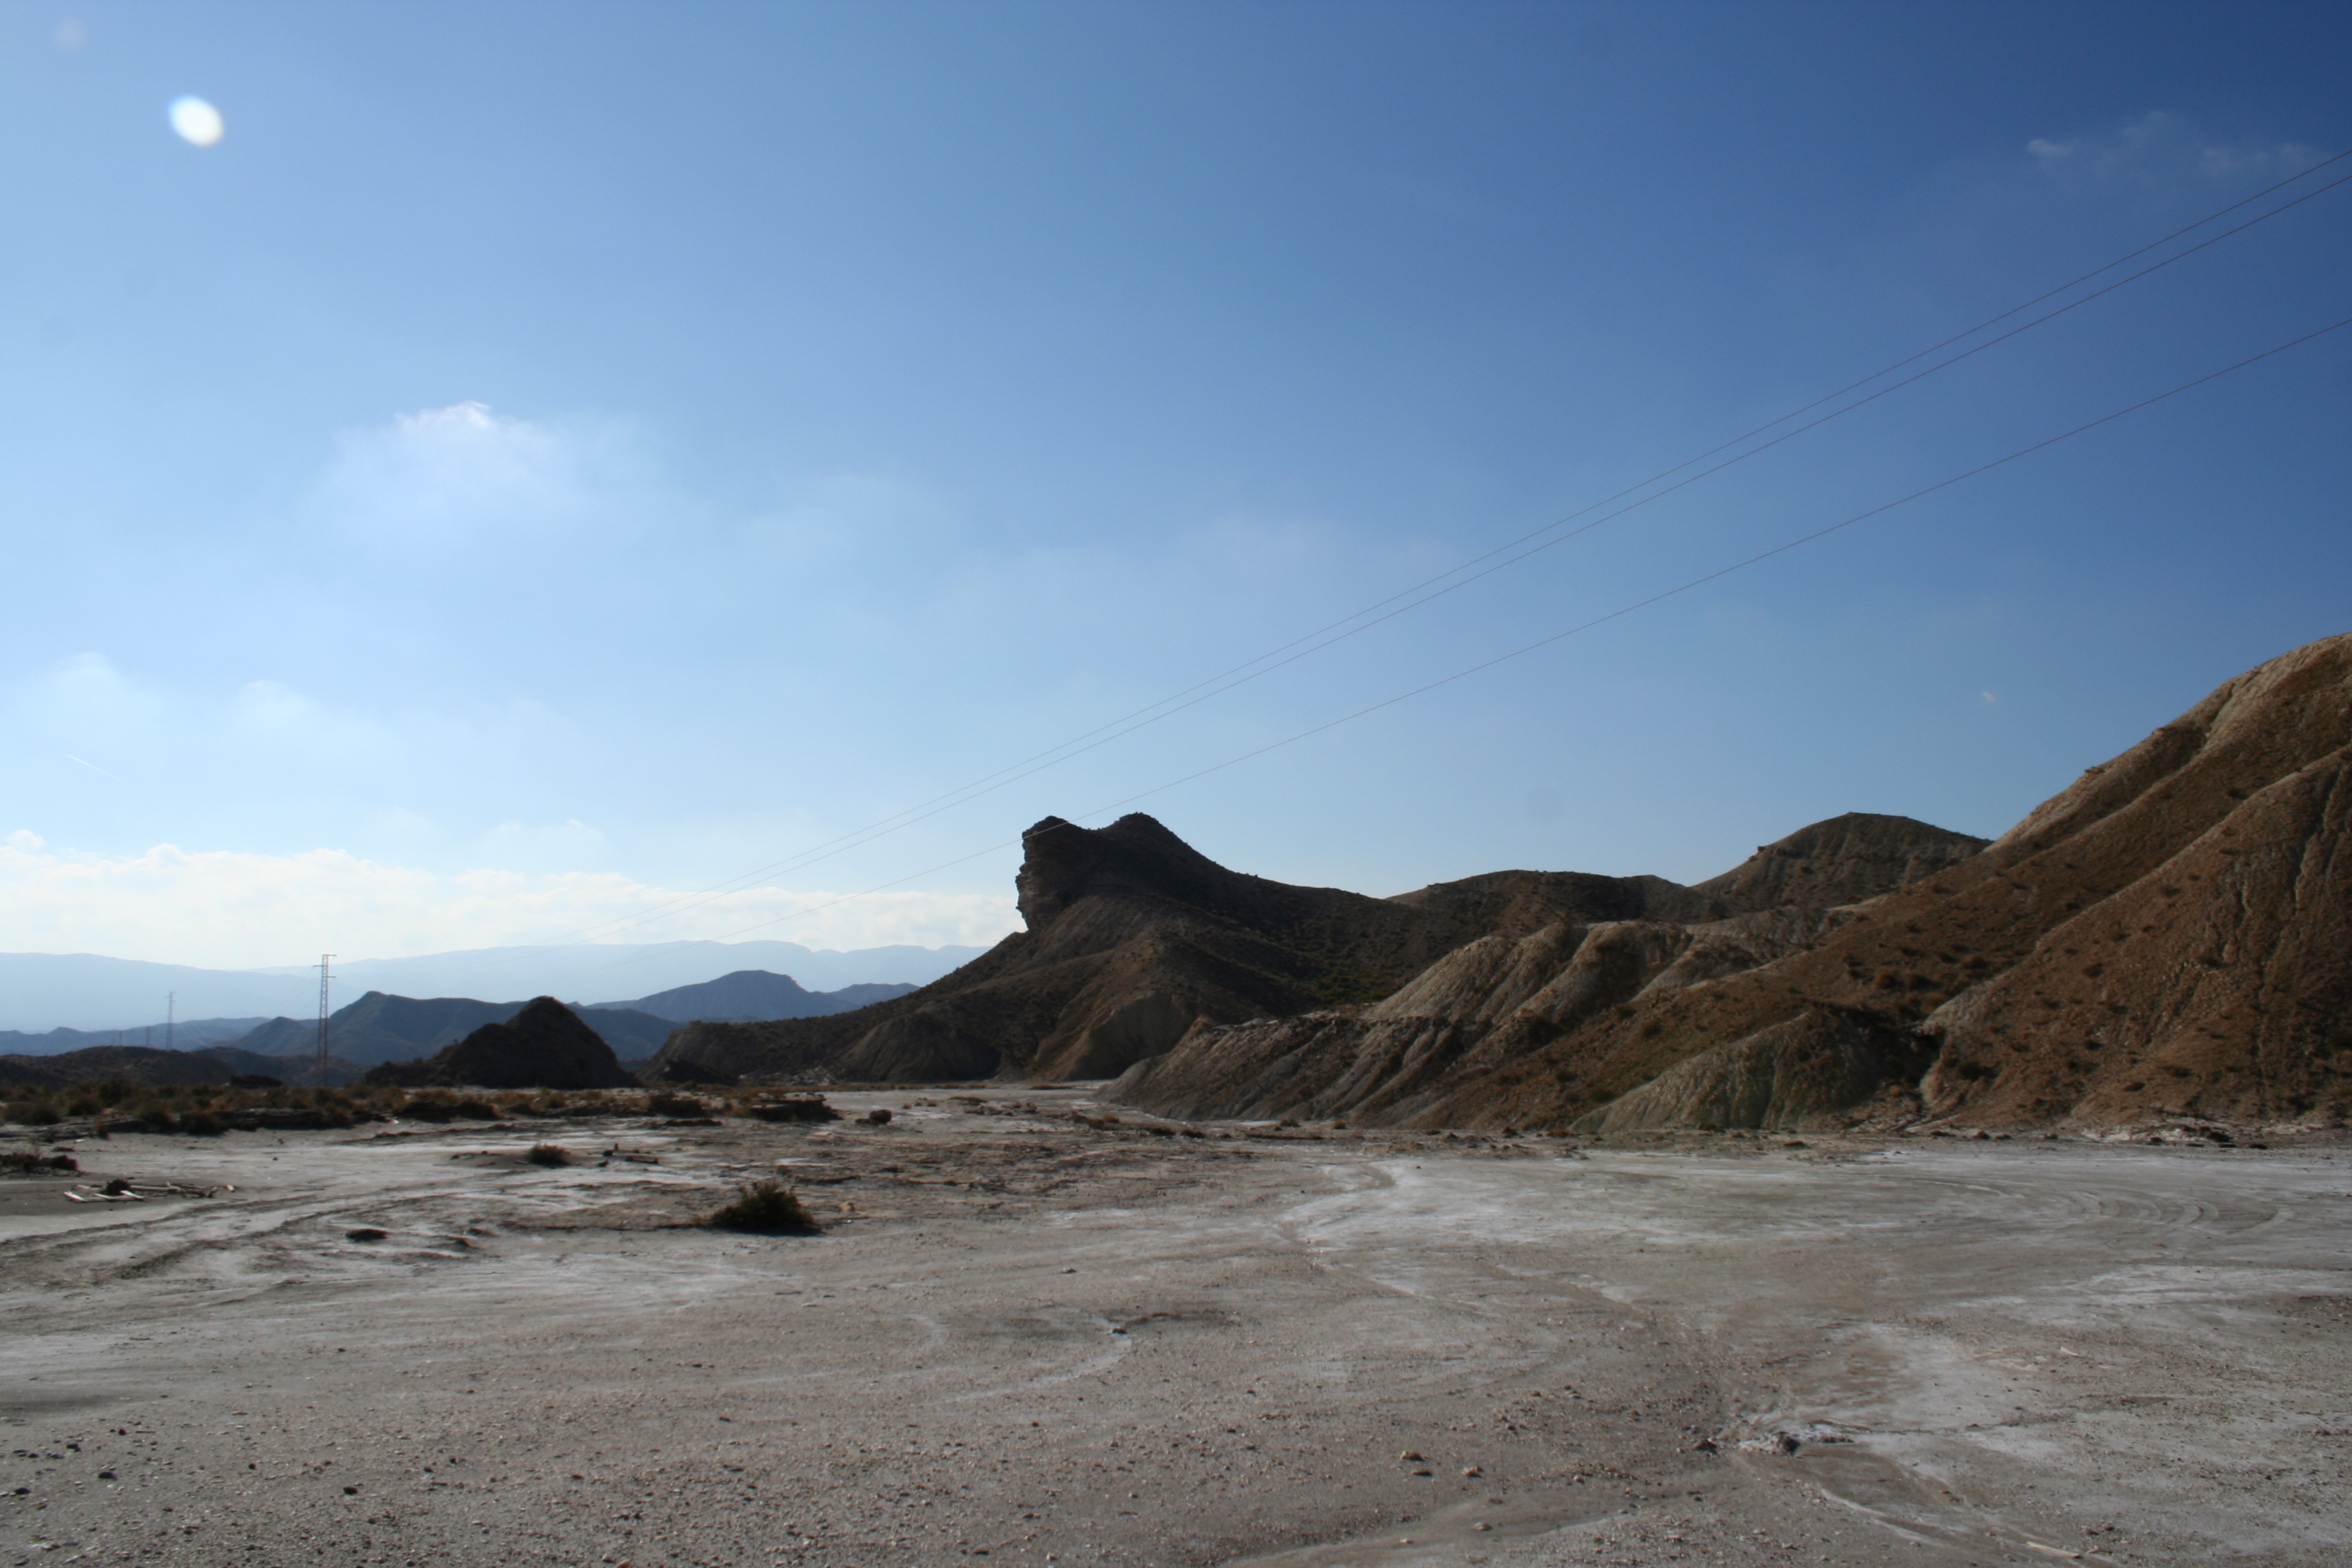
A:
1,1091,2348,1568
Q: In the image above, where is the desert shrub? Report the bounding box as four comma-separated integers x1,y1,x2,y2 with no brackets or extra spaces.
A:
176,1111,225,1137
706,1180,821,1235
745,1098,839,1124
525,1143,573,1166
402,1094,499,1122
5,1100,61,1126
647,1092,706,1118
861,1108,893,1126
0,1149,77,1174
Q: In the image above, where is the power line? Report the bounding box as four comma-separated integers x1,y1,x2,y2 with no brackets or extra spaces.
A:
536,308,2351,986
444,152,2352,979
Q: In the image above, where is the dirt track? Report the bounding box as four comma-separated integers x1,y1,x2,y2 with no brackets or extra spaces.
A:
3,1091,2348,1567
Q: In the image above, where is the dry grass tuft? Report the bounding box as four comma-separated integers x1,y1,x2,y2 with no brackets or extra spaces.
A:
744,1097,840,1124
706,1180,822,1235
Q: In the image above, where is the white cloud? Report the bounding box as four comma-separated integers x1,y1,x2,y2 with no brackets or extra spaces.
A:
18,651,162,738
310,401,650,549
0,836,1018,969
2024,112,2319,191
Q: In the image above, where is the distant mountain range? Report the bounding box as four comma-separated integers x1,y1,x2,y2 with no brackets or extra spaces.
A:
208,970,912,1068
218,994,679,1067
0,939,986,1043
0,968,924,1087
585,970,914,1024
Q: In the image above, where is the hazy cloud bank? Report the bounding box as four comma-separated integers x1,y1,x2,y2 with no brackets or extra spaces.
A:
0,834,1019,970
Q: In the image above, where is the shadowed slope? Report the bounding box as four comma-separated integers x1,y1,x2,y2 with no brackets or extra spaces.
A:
364,998,639,1090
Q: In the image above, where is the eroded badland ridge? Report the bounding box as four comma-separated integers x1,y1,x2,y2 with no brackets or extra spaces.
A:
652,632,2352,1137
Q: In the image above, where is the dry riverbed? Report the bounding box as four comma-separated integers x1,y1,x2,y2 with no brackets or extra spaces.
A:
2,1090,2348,1568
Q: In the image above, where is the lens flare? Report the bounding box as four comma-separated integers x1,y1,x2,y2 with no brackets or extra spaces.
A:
168,97,225,147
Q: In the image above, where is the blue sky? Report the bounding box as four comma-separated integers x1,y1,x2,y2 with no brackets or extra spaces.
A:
3,1,2348,971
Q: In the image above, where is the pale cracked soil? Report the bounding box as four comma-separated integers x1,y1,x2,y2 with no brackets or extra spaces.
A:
1,1090,2348,1568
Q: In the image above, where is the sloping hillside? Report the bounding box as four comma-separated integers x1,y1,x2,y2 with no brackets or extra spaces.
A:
1106,815,1983,1123
648,813,1724,1084
0,1043,367,1090
1113,632,2352,1134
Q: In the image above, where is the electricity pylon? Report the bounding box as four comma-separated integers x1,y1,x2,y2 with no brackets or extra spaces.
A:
315,956,336,1087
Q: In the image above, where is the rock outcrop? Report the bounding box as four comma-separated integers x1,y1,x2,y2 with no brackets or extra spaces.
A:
363,997,640,1090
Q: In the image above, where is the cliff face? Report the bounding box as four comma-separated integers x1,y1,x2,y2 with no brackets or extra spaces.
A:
647,813,1724,1085
1112,633,2352,1134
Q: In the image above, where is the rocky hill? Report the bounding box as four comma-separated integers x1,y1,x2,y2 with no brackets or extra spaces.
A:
1111,632,2352,1134
646,813,1727,1085
363,997,639,1090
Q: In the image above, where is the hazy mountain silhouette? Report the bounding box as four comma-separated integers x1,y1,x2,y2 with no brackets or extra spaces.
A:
587,970,915,1024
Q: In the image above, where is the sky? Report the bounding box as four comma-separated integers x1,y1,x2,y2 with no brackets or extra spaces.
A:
2,1,2348,977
